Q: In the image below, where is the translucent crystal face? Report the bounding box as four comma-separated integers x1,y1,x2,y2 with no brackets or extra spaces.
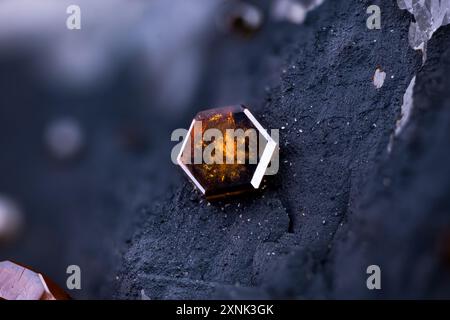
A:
398,0,450,57
0,261,70,300
177,105,277,200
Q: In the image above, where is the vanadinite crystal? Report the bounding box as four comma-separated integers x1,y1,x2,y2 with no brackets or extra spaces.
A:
0,261,70,300
177,105,277,200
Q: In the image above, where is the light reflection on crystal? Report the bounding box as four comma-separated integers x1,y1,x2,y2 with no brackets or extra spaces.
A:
398,0,450,60
389,1,450,153
395,76,416,137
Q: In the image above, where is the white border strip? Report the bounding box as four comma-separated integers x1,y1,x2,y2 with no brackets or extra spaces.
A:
176,119,206,194
244,109,277,189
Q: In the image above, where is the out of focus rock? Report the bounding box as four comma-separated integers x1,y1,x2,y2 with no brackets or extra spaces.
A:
45,117,84,161
222,2,264,36
0,196,23,244
272,0,324,24
118,125,149,155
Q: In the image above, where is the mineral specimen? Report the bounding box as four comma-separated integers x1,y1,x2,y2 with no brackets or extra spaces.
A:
0,261,70,300
177,105,277,200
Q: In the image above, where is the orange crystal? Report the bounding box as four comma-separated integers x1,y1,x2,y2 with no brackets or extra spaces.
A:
177,105,277,200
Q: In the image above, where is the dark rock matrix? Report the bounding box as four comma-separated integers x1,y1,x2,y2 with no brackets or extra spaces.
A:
116,1,450,299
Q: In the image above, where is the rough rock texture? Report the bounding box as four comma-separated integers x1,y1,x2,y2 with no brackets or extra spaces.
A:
328,25,450,299
115,0,450,299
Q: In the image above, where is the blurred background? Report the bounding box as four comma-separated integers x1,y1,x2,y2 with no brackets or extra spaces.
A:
0,0,318,298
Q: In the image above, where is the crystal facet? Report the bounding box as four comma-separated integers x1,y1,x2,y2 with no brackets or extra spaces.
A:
177,105,277,200
0,261,70,300
398,0,450,60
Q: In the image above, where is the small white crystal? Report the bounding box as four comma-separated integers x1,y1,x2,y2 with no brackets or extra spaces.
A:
373,68,387,89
